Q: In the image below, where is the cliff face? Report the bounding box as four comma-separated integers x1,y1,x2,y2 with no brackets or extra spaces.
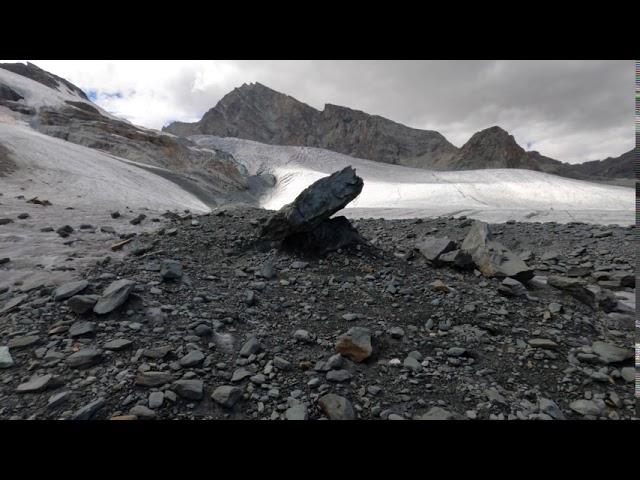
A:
163,82,458,168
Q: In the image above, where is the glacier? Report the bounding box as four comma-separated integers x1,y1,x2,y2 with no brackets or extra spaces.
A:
192,136,636,225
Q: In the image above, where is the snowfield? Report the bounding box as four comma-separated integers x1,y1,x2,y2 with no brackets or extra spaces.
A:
192,136,636,225
0,121,210,213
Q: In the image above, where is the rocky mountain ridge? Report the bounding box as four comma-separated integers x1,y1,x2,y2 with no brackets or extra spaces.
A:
164,82,634,181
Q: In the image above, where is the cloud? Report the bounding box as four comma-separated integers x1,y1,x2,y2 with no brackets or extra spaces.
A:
4,60,634,163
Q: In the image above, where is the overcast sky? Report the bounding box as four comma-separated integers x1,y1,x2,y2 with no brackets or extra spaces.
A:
9,60,635,163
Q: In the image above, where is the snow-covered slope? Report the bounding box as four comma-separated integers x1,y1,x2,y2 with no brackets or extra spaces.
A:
192,136,635,225
0,120,210,212
0,66,125,123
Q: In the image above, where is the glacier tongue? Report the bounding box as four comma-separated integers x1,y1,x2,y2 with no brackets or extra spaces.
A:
192,135,635,225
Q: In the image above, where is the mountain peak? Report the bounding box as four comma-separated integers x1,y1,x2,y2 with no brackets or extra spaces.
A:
0,61,88,100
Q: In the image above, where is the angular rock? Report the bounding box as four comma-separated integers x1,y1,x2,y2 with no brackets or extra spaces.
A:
528,338,559,349
172,379,204,400
460,221,533,282
103,338,133,351
239,337,261,357
53,280,89,301
591,341,633,364
67,294,99,314
16,374,63,393
160,260,182,281
148,391,164,409
93,279,135,314
438,249,473,268
415,236,456,263
0,294,28,315
66,348,103,368
73,398,106,420
569,399,605,417
538,398,566,420
211,385,243,408
69,321,97,338
260,166,363,242
335,327,372,363
318,393,355,420
8,335,40,349
129,405,156,419
179,350,205,368
326,369,353,382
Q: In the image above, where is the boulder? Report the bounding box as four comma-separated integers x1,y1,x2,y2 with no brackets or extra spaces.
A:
93,279,135,314
260,166,363,242
53,280,89,301
460,221,533,282
415,236,456,263
335,327,373,363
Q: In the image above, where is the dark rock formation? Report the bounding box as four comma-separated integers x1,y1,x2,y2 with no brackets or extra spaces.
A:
164,82,458,168
261,166,363,239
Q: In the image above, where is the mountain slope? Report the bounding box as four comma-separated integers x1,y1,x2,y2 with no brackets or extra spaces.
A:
0,63,252,205
165,83,634,180
163,82,459,168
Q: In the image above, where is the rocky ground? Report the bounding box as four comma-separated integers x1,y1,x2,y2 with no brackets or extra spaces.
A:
0,205,636,420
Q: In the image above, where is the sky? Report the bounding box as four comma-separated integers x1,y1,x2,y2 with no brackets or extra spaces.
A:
5,60,634,163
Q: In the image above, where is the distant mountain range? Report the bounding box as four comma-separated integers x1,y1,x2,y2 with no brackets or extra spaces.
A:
164,82,635,182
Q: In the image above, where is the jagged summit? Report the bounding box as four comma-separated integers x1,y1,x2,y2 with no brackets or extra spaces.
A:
163,82,458,167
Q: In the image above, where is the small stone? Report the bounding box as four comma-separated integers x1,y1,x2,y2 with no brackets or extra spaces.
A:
47,391,71,409
528,338,559,349
69,321,97,338
73,398,106,420
293,329,313,343
148,391,165,409
326,369,353,382
569,399,605,417
8,335,40,349
239,337,261,357
211,385,243,408
273,356,292,371
16,374,63,393
318,393,356,420
129,405,156,419
335,327,372,363
67,295,99,314
172,380,204,400
285,404,309,420
620,367,635,383
66,348,102,368
179,350,205,368
538,398,566,420
160,260,183,281
53,280,89,301
103,338,133,351
389,327,405,339
591,341,633,364
93,279,136,314
420,407,456,420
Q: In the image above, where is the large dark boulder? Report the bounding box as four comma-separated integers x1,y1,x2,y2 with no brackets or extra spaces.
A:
260,166,363,241
281,216,364,255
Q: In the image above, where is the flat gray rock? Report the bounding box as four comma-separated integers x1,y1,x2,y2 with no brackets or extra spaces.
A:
93,279,135,314
420,406,457,420
591,341,633,364
53,280,89,301
73,398,106,420
8,335,40,349
69,321,97,338
66,348,102,368
285,403,309,420
16,374,63,393
103,338,133,351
